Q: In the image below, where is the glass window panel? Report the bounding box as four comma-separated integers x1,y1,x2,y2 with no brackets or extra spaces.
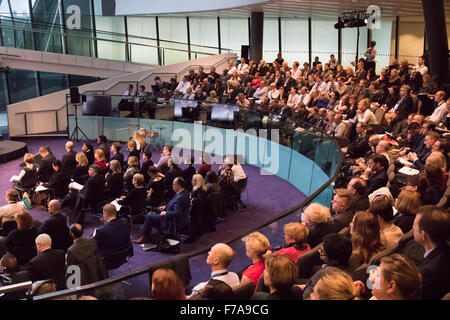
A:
0,74,9,112
0,1,10,18
63,0,94,57
280,18,309,66
220,17,249,57
69,75,100,87
39,71,69,96
127,16,158,65
263,18,279,63
8,69,39,104
95,16,126,61
9,0,30,18
158,17,188,65
311,19,338,65
189,17,219,58
30,0,64,53
342,27,367,68
371,18,393,74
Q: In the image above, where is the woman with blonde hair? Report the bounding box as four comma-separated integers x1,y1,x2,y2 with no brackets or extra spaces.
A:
189,174,210,241
252,253,302,300
275,222,310,262
151,269,186,300
241,232,271,286
73,152,89,184
425,151,447,178
302,202,337,248
393,189,421,233
371,254,422,300
311,268,359,300
123,156,140,192
350,211,385,265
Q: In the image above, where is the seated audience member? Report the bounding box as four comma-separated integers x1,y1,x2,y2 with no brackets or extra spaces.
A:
360,154,389,196
66,223,108,285
97,135,110,162
106,160,123,200
370,254,422,300
117,173,146,220
196,279,234,300
422,164,446,205
27,233,66,290
197,154,212,178
15,153,37,190
350,211,386,265
155,145,172,173
252,254,302,300
406,131,439,171
331,188,354,230
0,253,30,299
347,177,370,211
344,123,371,159
73,152,90,184
123,156,140,192
94,149,107,173
188,174,211,241
165,157,183,200
392,190,421,234
0,189,24,229
5,211,38,266
310,268,360,300
302,234,353,299
146,166,166,208
127,139,140,162
413,206,450,300
275,222,311,262
241,232,271,286
37,200,73,252
45,160,71,199
37,147,55,183
151,269,186,300
182,157,196,192
82,143,95,165
93,204,132,258
303,203,338,248
71,164,106,224
140,150,154,185
369,197,403,248
61,141,77,175
134,177,190,244
189,243,240,297
110,142,124,168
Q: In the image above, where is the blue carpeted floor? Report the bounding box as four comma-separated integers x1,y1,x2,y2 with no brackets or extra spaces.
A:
0,137,306,298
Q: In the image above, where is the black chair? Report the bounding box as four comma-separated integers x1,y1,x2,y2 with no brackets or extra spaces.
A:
1,220,17,237
296,243,323,279
102,242,134,271
162,214,191,243
233,281,255,300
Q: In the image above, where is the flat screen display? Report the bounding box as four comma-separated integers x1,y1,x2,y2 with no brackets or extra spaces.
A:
173,99,198,117
210,104,239,121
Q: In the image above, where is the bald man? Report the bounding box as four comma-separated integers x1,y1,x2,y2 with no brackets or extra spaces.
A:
188,243,240,298
37,200,73,252
62,141,77,175
27,234,66,290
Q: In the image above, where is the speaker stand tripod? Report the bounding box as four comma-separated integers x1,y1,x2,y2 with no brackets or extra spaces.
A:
70,104,89,142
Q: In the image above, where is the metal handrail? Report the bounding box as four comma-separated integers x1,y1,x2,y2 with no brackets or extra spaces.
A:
15,104,67,115
33,108,343,300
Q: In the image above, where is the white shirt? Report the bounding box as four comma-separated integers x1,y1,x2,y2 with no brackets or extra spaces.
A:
227,65,237,75
414,64,428,76
268,89,280,102
189,269,240,298
287,94,299,107
232,164,247,182
123,89,135,100
237,63,249,74
354,108,376,125
182,93,195,100
311,81,327,92
364,47,377,62
429,101,447,123
175,81,191,94
253,86,268,101
292,68,302,81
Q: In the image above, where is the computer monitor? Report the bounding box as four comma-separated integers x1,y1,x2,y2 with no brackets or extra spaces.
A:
210,104,239,122
173,99,198,117
82,94,112,116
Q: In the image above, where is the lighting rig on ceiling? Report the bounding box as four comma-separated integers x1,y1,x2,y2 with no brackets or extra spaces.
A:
334,10,371,29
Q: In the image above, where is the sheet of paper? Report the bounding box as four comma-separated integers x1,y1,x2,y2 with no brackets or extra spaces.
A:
111,199,121,211
35,185,48,192
68,182,83,191
398,166,420,176
10,175,20,182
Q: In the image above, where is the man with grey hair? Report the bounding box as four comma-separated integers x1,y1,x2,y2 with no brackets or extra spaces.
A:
26,233,66,290
37,200,73,252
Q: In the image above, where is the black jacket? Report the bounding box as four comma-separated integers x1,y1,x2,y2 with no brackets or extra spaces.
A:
366,168,388,195
106,172,123,199
351,194,370,212
118,187,146,216
62,151,77,175
37,154,56,182
37,213,73,252
395,95,415,120
80,174,106,207
47,171,71,198
26,248,66,290
110,151,125,168
419,243,450,300
93,218,131,257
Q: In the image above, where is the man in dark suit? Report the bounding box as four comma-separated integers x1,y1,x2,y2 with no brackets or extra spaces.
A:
26,234,66,290
37,146,56,183
413,206,450,300
347,177,370,211
361,154,389,196
282,71,297,97
393,85,415,122
109,142,124,168
345,123,370,159
140,150,154,185
93,204,131,257
61,141,77,175
134,177,190,244
72,164,106,224
331,188,354,231
66,224,108,285
407,131,439,171
37,200,73,252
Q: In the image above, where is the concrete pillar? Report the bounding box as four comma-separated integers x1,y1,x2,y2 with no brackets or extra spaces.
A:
250,12,264,62
422,0,449,83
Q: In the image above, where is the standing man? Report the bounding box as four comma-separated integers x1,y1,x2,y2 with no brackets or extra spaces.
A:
62,141,77,175
364,40,377,71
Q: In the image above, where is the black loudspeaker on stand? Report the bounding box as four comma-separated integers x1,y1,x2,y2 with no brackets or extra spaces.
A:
68,89,88,142
241,45,249,61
